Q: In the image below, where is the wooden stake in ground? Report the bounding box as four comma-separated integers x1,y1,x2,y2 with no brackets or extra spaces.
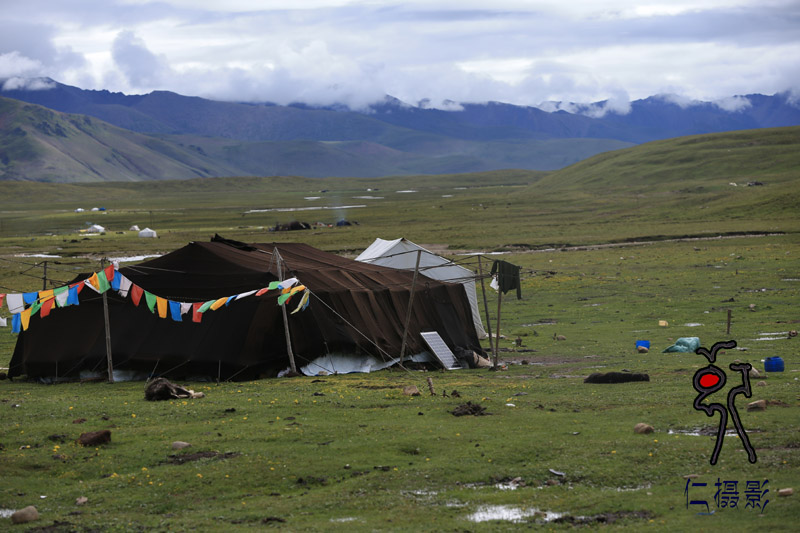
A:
726,309,732,335
426,377,435,396
494,290,503,368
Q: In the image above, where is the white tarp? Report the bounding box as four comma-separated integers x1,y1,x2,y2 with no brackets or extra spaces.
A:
356,238,488,338
138,227,157,238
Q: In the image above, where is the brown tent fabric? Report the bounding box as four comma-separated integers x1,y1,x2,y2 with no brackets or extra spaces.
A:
9,237,482,380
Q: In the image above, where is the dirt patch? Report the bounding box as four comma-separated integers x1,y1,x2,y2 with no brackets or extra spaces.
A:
165,451,241,465
452,402,489,416
553,510,654,525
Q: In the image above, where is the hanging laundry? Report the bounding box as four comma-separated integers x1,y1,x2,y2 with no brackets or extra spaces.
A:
490,260,522,300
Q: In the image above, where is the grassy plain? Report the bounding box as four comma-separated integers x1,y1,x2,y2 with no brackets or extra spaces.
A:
0,127,799,531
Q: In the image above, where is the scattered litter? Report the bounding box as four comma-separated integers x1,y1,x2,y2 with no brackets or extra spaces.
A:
549,469,565,477
0,509,15,518
663,337,700,353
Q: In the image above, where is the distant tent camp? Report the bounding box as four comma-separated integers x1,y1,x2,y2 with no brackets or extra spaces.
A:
356,238,488,339
8,236,482,381
138,227,157,238
130,225,140,231
87,224,105,233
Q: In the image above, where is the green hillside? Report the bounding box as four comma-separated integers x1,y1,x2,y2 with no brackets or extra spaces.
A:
0,96,242,182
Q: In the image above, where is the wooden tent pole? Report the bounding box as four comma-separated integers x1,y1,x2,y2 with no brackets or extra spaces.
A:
477,255,494,358
494,290,503,369
275,248,298,373
101,259,114,383
399,250,422,363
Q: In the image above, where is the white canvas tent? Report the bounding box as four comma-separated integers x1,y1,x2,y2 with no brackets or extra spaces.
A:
356,238,488,338
87,224,105,233
138,227,157,238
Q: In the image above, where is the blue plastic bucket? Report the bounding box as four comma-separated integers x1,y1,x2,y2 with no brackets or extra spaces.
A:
764,356,784,372
635,340,650,349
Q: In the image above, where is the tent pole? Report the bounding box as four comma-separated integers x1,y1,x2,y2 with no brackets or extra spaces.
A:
477,255,494,358
494,290,503,369
275,248,298,374
101,259,114,383
399,250,422,364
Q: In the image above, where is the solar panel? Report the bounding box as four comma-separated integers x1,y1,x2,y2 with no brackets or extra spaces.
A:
420,331,462,370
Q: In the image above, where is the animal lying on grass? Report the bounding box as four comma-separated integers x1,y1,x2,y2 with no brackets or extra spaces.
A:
145,377,205,401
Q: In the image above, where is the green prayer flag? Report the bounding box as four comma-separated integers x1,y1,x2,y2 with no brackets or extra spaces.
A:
96,270,111,293
145,291,157,313
198,300,214,313
268,281,281,291
278,293,292,306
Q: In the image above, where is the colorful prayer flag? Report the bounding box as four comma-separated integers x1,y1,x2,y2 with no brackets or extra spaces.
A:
145,292,157,313
156,296,168,318
131,285,144,306
169,300,182,321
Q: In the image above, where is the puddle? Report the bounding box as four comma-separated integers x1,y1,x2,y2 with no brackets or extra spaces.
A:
668,428,741,437
613,483,652,492
396,190,417,193
330,517,359,523
246,205,366,213
106,254,162,263
304,196,321,200
781,279,800,282
684,323,703,327
441,194,454,198
467,505,564,523
0,509,15,518
753,337,787,341
353,196,384,199
16,253,62,258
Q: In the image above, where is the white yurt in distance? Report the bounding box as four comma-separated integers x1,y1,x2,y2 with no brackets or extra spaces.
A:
87,224,105,233
356,238,488,338
138,227,157,238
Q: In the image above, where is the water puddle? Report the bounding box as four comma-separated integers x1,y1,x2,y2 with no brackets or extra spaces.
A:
0,509,15,518
396,190,417,193
304,196,321,200
16,253,62,258
613,483,652,492
330,517,359,523
467,505,564,523
684,323,703,327
353,196,384,199
668,428,741,437
246,205,366,213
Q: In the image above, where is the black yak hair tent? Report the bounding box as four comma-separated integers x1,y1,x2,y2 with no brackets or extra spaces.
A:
8,236,483,380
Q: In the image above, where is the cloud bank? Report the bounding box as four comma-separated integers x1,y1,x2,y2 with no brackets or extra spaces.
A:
0,1,798,112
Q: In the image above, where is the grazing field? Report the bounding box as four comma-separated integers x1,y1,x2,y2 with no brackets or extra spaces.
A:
1,127,799,530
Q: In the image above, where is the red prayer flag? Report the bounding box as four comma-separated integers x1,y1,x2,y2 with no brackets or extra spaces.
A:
40,298,55,318
104,264,115,282
256,287,269,296
69,282,85,295
192,302,203,323
0,294,5,308
131,285,144,306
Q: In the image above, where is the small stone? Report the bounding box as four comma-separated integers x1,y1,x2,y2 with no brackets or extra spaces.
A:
402,385,421,396
789,330,797,338
78,430,111,446
11,505,39,524
634,423,654,434
556,335,567,341
746,400,767,411
72,418,87,424
545,479,559,486
76,496,88,505
778,488,793,497
637,346,649,353
749,304,756,311
683,474,700,479
749,367,760,378
171,441,191,450
756,381,767,387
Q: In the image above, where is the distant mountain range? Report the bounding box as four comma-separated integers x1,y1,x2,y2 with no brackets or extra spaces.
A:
2,78,799,182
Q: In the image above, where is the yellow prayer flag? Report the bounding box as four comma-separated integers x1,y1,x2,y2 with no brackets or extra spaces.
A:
156,297,168,318
20,308,32,331
38,289,55,302
210,297,228,311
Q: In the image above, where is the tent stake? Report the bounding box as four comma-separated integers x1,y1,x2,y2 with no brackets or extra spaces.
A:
399,250,422,363
275,248,298,374
101,259,114,383
477,255,494,358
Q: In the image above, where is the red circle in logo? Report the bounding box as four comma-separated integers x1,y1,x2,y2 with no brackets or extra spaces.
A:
699,373,720,388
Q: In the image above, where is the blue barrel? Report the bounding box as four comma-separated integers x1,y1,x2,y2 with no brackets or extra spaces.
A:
636,340,650,349
764,357,784,372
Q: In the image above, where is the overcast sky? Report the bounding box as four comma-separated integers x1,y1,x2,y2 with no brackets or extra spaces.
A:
1,0,799,111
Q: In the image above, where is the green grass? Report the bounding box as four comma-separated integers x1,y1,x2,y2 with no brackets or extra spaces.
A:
0,127,799,531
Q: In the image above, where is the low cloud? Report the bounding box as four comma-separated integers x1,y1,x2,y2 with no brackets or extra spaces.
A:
111,30,171,89
0,51,43,79
712,95,752,112
2,76,56,91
